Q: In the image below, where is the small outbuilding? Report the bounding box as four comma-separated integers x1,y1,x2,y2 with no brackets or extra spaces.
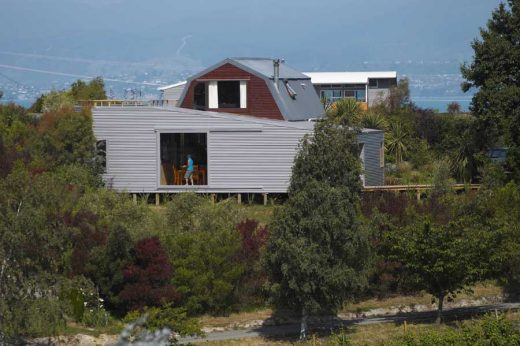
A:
92,106,385,194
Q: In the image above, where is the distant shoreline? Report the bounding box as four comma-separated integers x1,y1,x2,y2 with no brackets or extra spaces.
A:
1,97,473,113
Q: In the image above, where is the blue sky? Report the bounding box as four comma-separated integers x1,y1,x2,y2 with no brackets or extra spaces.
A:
0,0,501,68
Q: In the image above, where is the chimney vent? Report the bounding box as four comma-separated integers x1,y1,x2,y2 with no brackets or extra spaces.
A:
273,58,281,88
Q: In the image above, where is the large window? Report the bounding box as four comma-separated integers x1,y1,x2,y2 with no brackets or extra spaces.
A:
355,89,366,102
218,81,240,108
320,90,343,103
160,133,208,186
320,89,366,102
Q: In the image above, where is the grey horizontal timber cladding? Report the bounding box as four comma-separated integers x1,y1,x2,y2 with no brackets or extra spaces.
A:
93,107,384,193
93,107,311,193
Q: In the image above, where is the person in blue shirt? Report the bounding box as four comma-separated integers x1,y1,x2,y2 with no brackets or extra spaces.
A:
184,154,194,185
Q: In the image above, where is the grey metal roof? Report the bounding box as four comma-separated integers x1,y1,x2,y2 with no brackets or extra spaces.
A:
231,58,310,80
229,58,324,121
265,78,325,121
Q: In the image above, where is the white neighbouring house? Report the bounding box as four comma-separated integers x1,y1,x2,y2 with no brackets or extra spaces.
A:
303,71,398,108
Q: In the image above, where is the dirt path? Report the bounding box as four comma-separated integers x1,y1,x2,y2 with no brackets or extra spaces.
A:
177,302,520,344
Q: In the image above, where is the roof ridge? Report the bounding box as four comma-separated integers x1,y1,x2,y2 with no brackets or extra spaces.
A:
230,57,274,61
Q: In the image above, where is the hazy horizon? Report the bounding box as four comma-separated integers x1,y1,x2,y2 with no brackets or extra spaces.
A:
0,0,503,109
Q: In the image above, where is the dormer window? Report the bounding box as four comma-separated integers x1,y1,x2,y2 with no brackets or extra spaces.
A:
205,80,248,109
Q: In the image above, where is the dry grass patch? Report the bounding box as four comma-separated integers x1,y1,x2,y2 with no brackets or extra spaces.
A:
343,282,502,313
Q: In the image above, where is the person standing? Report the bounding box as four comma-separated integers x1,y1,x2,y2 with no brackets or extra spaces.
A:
184,154,194,185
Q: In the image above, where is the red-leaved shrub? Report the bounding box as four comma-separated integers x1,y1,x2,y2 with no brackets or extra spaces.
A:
119,237,178,311
236,219,268,263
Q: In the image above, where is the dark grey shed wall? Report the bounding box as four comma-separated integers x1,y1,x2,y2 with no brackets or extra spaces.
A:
358,130,385,186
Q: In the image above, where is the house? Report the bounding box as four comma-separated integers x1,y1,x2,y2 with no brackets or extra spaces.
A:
92,58,386,196
303,71,397,109
92,106,385,195
158,81,187,103
178,58,324,121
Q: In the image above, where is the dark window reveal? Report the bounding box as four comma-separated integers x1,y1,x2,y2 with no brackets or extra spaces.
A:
218,81,240,108
193,82,207,110
368,79,378,88
95,140,107,172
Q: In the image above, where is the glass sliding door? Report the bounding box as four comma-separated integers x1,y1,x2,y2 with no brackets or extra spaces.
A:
160,133,208,186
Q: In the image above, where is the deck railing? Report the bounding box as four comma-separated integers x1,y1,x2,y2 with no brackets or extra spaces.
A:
77,99,178,107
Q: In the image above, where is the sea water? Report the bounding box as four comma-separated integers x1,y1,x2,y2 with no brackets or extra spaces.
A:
412,97,472,113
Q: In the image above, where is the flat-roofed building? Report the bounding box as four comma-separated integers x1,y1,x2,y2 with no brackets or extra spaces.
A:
303,71,397,109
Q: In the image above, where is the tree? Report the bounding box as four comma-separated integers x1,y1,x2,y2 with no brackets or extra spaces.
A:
29,94,45,113
386,187,494,324
388,220,482,323
481,182,520,297
447,102,461,114
164,196,246,315
41,90,74,113
264,118,370,339
70,77,107,101
235,219,269,307
383,78,411,114
85,225,133,315
461,0,520,179
37,106,96,168
386,121,408,164
0,164,90,338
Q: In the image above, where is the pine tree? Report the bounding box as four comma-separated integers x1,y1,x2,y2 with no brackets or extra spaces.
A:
461,0,520,178
264,118,370,339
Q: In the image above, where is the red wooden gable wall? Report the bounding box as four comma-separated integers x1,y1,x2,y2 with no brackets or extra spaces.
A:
180,63,283,120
